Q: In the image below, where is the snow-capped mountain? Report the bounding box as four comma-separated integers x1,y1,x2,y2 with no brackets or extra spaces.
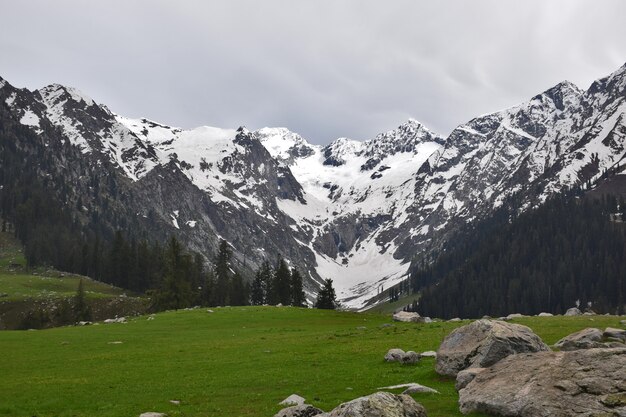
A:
1,62,625,309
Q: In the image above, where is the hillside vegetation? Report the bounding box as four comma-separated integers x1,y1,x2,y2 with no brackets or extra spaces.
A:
0,306,623,417
0,231,147,329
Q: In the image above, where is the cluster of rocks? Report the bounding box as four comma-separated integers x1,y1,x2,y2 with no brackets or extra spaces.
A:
384,348,420,364
434,318,626,416
274,392,427,417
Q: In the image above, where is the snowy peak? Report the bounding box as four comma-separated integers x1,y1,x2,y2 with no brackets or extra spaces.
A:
535,80,583,111
321,137,364,167
254,127,317,165
38,84,97,108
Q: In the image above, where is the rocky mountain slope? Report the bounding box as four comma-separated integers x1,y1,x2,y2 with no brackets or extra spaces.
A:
1,62,625,308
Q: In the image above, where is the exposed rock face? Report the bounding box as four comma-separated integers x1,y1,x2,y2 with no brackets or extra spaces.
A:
392,312,422,323
274,405,324,417
435,319,550,377
459,348,626,417
317,392,427,417
554,328,604,351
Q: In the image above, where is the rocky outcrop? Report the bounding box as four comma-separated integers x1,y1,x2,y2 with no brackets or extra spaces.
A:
459,348,626,417
316,392,427,417
435,319,549,377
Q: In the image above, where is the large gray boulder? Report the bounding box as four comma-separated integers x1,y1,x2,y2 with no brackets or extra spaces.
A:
459,348,626,417
274,405,324,417
554,327,604,351
316,392,427,417
435,319,549,377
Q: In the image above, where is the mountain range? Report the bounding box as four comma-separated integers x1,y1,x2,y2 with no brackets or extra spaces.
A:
1,62,625,309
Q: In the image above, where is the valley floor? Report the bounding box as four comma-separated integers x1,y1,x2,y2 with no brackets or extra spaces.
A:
0,307,624,417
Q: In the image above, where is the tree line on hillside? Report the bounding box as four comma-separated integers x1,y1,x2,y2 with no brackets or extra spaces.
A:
408,193,626,318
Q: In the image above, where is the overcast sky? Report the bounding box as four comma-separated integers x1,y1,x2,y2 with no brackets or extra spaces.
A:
2,1,626,144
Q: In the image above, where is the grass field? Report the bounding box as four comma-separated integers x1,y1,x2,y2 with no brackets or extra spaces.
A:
1,307,624,417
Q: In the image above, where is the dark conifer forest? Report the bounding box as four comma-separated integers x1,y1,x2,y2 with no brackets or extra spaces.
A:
413,193,626,318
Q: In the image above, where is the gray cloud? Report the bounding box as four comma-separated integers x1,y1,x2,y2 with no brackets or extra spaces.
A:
1,0,625,143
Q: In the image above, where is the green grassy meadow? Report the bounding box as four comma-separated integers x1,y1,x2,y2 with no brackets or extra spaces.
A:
1,306,624,417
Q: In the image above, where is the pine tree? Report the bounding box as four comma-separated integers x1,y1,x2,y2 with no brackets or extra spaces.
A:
290,267,306,307
73,278,92,322
250,267,265,305
273,257,292,305
213,239,232,306
229,272,249,306
315,279,337,310
152,236,194,311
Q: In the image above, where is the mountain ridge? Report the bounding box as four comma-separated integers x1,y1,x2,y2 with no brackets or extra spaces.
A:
1,62,625,308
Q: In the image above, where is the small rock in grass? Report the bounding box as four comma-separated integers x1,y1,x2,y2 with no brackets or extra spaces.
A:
104,317,127,324
392,311,421,323
169,400,180,405
401,351,420,365
401,384,439,395
279,394,306,406
564,307,582,316
378,382,438,394
448,318,461,322
384,348,405,362
420,350,437,358
108,341,123,345
207,309,214,313
139,413,166,417
538,312,553,317
355,326,367,330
